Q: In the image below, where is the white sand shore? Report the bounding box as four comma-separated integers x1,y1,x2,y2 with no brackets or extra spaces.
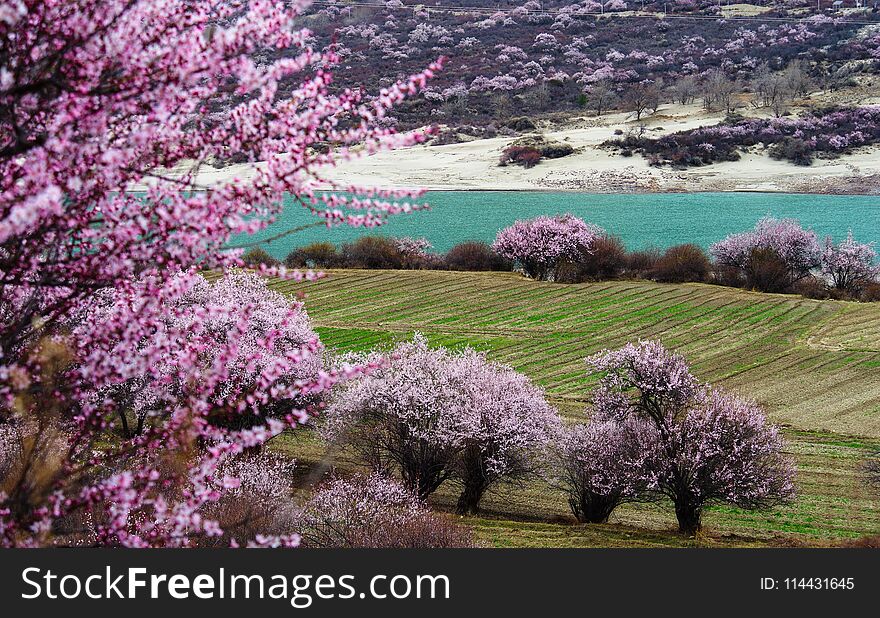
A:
150,102,880,194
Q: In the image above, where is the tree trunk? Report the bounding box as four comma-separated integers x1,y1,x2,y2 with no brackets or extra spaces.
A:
456,478,487,515
675,502,702,536
572,493,619,524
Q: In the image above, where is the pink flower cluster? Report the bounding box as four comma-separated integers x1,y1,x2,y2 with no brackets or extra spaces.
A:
393,236,433,258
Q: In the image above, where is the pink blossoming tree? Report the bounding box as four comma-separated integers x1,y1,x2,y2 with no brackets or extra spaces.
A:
320,336,561,513
821,232,879,293
586,341,796,535
0,0,440,547
72,271,326,437
551,419,655,523
492,215,605,281
710,217,821,292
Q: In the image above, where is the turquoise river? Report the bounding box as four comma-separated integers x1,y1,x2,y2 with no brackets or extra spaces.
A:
234,191,880,259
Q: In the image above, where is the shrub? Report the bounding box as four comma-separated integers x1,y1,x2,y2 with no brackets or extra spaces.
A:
296,474,476,548
505,116,537,132
492,214,605,281
444,241,511,271
539,141,575,159
242,247,281,268
744,247,793,293
320,336,561,512
551,420,654,523
557,235,627,282
712,263,746,288
626,248,662,279
861,282,880,302
821,232,879,294
499,145,542,168
199,450,297,547
710,217,821,292
285,242,340,268
340,236,407,269
791,276,830,300
768,137,814,166
505,135,575,163
652,244,711,283
586,341,796,535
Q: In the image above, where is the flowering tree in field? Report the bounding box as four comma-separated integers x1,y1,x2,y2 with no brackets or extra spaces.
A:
295,473,475,548
710,217,821,292
451,355,561,514
821,232,879,294
586,341,796,535
320,336,560,513
550,419,654,523
0,0,440,547
492,215,605,281
73,271,325,437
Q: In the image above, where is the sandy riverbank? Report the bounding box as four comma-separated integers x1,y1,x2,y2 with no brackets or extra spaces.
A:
151,102,880,195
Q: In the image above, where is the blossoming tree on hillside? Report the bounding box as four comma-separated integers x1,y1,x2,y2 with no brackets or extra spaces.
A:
710,217,821,292
321,336,561,513
821,232,879,294
586,341,796,535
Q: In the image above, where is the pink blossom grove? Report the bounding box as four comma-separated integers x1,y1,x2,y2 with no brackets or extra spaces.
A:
0,0,440,547
319,335,562,513
492,214,606,281
586,340,796,535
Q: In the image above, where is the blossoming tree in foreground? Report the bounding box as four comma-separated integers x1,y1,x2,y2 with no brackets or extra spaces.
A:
586,341,796,535
0,0,440,547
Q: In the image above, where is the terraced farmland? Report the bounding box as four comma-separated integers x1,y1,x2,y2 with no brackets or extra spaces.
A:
279,269,880,438
268,269,880,546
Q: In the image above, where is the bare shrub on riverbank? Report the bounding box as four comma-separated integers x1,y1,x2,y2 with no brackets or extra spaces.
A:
557,236,628,282
444,241,512,271
285,242,341,269
652,244,711,283
242,248,281,269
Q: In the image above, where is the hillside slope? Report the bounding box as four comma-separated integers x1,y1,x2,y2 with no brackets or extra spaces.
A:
278,270,880,437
